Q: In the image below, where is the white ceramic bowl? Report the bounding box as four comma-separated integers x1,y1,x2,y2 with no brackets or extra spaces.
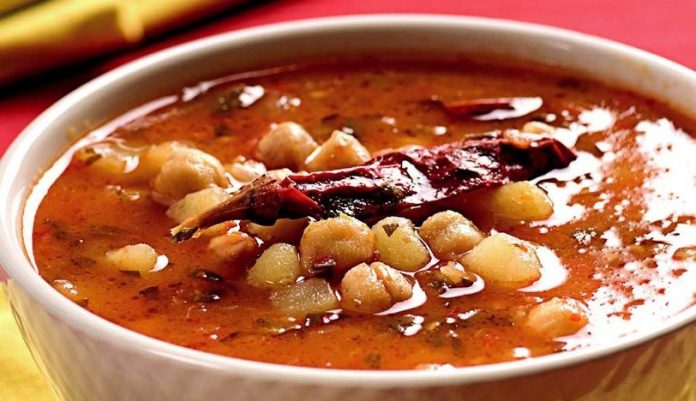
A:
0,15,694,401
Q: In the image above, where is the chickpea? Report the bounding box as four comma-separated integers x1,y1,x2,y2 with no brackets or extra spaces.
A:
373,263,412,303
135,141,190,180
75,142,138,176
460,233,541,289
247,243,302,288
434,261,477,288
105,243,157,273
299,214,375,274
151,149,226,205
502,130,539,149
246,218,309,244
419,211,484,260
166,186,230,224
372,217,430,272
224,156,266,183
256,122,318,170
208,232,258,261
270,278,339,317
340,262,412,314
524,297,589,339
479,181,553,221
521,121,556,135
266,168,294,180
304,130,371,171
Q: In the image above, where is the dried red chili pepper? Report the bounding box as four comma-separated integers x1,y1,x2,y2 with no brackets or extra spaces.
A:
430,96,543,121
171,131,575,241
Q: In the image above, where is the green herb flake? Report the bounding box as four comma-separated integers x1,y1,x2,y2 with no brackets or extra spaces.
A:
363,353,382,369
138,286,159,299
213,123,231,137
382,223,399,237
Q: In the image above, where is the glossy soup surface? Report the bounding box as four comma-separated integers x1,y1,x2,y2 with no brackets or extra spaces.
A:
33,59,696,370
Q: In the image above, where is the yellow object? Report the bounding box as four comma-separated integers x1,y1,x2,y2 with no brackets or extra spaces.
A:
0,284,56,401
0,0,41,16
132,0,233,35
0,0,236,85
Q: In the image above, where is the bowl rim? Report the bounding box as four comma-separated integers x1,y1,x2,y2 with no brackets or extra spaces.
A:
1,14,694,387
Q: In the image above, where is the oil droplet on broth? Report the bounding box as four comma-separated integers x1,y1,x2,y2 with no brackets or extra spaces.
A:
519,246,568,293
533,152,603,227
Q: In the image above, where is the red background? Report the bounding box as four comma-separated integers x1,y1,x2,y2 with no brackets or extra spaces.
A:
1,0,695,156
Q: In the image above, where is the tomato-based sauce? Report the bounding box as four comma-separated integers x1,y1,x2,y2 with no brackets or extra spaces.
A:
32,59,696,369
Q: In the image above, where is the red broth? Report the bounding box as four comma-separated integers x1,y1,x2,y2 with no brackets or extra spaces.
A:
32,59,696,369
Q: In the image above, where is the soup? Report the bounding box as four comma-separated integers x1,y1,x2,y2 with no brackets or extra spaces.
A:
32,58,696,370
